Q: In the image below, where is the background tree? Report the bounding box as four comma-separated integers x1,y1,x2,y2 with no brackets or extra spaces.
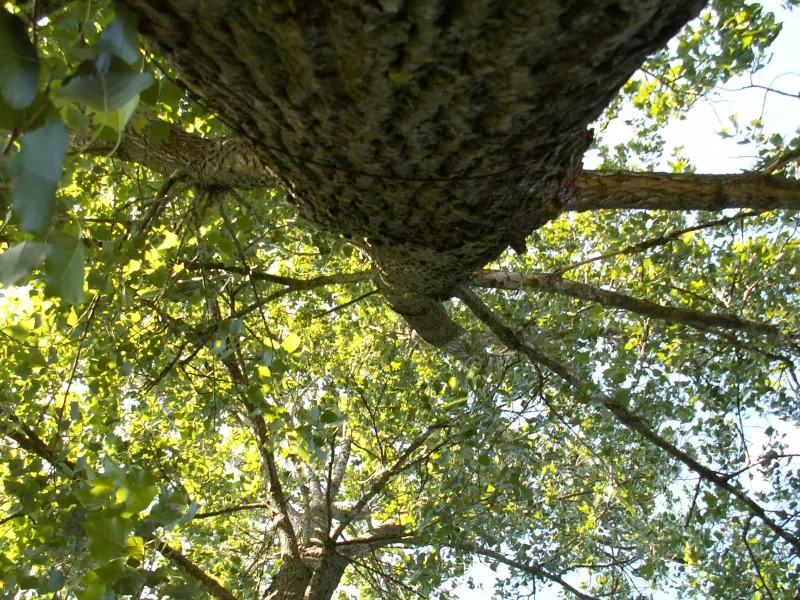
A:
1,1,799,599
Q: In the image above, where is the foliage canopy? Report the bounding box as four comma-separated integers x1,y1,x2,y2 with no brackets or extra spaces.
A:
1,1,800,599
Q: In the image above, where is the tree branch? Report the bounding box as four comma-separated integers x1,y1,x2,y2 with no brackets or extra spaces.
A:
568,171,800,212
336,523,410,558
552,211,763,276
0,404,76,476
219,355,302,560
156,540,240,600
455,285,800,555
330,434,352,499
331,419,451,540
466,544,603,600
194,503,271,520
71,112,275,191
180,261,374,289
471,270,787,338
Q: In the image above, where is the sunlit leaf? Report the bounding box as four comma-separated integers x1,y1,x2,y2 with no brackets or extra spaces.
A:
281,332,302,353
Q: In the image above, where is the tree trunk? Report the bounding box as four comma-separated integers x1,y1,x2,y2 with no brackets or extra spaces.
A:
121,0,705,344
264,551,350,600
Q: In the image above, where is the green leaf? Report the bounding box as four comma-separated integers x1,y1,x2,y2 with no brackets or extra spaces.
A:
63,105,90,133
48,567,65,592
0,10,40,109
281,332,302,354
44,232,85,304
0,97,25,131
93,93,140,133
0,241,48,287
11,116,69,233
158,78,183,108
139,78,158,105
75,583,107,600
97,4,141,65
118,482,158,515
320,410,339,424
85,517,131,563
58,55,154,112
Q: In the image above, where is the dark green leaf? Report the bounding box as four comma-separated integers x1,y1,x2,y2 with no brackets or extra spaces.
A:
47,568,65,592
11,116,69,233
98,4,141,65
63,105,90,133
320,410,339,423
158,78,183,108
58,55,154,111
0,241,48,287
147,121,169,142
85,517,131,563
44,232,85,304
0,10,40,109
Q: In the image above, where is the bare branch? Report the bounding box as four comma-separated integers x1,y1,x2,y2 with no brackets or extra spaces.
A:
336,522,410,558
471,270,786,338
568,171,800,212
181,262,375,298
194,503,271,520
552,211,763,276
467,545,603,600
762,147,800,176
1,404,75,476
219,355,302,560
742,517,777,600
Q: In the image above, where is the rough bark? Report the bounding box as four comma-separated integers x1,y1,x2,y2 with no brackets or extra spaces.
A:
71,113,274,191
73,118,800,213
568,170,800,212
120,0,705,345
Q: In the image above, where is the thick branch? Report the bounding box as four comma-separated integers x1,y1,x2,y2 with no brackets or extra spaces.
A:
336,523,410,559
456,285,800,555
122,0,705,346
72,113,275,191
330,435,352,499
569,171,800,212
220,356,301,560
194,503,271,520
157,541,239,600
472,271,787,337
